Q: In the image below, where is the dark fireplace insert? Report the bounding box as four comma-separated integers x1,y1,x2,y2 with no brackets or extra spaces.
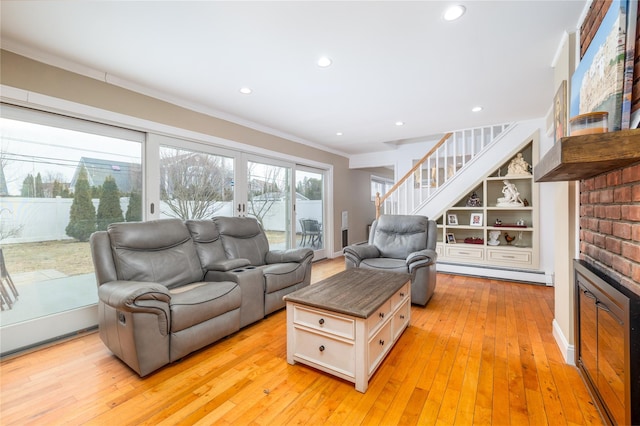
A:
574,260,640,425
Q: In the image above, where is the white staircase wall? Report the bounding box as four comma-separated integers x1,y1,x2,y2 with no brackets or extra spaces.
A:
415,118,544,221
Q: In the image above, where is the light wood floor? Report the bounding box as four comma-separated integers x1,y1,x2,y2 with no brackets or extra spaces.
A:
0,258,603,425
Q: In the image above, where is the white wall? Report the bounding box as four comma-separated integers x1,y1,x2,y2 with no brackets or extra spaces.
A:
0,197,322,244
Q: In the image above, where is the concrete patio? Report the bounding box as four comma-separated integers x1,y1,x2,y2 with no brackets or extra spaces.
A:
0,270,98,327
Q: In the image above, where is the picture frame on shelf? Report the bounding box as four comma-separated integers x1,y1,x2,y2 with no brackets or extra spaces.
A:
570,0,629,131
470,213,483,226
447,214,458,226
446,233,456,244
554,80,567,143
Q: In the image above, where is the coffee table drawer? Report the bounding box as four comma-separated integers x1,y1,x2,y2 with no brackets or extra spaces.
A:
293,305,355,340
391,282,410,311
393,299,410,340
368,320,392,374
293,328,355,378
367,299,391,336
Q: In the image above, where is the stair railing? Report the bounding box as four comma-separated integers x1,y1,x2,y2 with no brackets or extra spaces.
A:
375,124,511,218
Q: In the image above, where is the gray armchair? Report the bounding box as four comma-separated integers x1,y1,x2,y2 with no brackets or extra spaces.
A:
343,214,437,306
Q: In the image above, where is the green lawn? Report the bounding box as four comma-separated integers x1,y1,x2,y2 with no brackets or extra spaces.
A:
1,230,293,277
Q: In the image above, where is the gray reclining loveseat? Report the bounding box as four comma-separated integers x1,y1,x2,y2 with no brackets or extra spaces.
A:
90,217,313,376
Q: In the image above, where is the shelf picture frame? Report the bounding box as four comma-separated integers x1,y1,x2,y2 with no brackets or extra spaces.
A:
446,233,456,244
447,214,458,226
470,213,483,226
554,80,567,143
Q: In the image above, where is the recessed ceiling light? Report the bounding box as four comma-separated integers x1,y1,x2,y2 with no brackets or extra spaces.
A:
472,106,483,112
395,121,404,126
443,5,466,21
317,57,332,67
239,87,252,94
336,132,343,136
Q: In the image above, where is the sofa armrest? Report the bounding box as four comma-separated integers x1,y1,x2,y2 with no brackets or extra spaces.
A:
98,281,172,335
343,244,380,260
208,258,251,271
343,244,380,268
265,248,313,264
406,249,438,272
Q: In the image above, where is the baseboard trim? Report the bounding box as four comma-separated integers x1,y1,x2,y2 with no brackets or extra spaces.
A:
552,319,575,365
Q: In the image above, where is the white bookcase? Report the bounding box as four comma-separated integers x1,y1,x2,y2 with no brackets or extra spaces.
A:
435,140,539,270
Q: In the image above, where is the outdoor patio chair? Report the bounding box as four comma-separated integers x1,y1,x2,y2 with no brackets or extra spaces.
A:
299,219,321,247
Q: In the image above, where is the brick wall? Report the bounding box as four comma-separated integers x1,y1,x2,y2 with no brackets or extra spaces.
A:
580,0,612,58
579,163,640,291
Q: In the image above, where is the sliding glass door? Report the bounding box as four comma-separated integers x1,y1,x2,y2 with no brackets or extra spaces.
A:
0,104,143,355
1,105,330,355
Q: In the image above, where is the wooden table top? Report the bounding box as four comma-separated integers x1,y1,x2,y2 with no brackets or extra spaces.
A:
284,268,410,318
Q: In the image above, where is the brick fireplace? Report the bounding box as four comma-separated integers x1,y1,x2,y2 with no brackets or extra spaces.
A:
579,162,640,290
575,162,640,425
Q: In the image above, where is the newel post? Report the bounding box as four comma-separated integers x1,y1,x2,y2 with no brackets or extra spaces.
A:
375,192,381,219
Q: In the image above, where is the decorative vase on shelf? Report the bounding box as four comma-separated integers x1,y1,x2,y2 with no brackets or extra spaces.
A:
466,191,482,207
515,231,526,247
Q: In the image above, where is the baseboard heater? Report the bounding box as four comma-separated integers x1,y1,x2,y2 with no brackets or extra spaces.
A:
436,261,547,285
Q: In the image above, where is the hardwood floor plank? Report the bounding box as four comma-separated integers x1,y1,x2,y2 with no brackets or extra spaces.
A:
0,258,604,425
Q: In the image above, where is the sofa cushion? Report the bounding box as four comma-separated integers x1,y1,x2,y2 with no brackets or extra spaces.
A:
185,219,228,270
107,219,203,288
262,262,308,293
372,215,429,259
213,217,269,265
360,257,408,273
169,281,241,332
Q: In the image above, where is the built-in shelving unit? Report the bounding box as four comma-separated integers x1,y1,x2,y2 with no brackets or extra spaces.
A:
534,129,640,182
435,140,539,270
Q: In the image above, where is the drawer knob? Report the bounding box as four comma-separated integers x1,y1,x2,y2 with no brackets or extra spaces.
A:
400,292,405,297
379,339,385,346
400,315,405,320
318,318,325,325
319,345,325,352
379,312,385,319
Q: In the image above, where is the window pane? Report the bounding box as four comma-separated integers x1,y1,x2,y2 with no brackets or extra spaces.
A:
0,116,142,329
247,161,291,249
159,145,234,219
371,175,393,200
296,170,323,249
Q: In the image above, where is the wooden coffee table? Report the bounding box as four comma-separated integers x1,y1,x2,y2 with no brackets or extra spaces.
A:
284,268,411,393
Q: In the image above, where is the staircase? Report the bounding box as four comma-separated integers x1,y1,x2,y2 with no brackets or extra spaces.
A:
376,119,543,221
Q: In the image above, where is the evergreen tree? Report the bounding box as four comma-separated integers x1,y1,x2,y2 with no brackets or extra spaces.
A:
21,174,35,197
35,173,44,197
125,191,142,222
91,186,103,199
296,177,322,200
52,179,62,198
96,175,124,231
65,166,96,241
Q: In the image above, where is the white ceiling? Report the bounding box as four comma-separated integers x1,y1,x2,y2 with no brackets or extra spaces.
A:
1,1,586,157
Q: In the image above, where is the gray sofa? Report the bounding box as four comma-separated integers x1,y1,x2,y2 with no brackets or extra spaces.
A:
343,214,437,306
90,217,313,376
